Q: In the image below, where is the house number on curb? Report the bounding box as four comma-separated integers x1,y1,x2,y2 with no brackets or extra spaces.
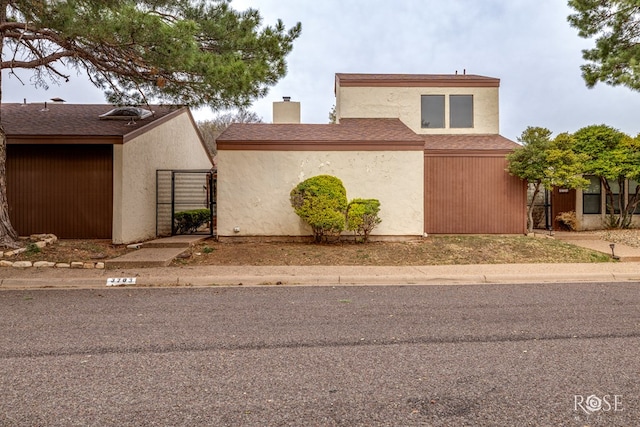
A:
106,278,137,286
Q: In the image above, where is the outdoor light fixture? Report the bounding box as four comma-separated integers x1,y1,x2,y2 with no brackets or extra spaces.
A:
609,243,619,260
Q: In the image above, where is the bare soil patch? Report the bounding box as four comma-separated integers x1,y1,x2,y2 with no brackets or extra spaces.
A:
6,240,131,264
1,234,619,266
174,235,612,266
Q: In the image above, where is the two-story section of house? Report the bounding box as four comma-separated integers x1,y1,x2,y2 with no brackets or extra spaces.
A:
216,72,526,241
335,73,526,234
335,73,499,134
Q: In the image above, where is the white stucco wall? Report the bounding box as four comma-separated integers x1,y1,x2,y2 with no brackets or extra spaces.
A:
217,150,424,238
336,85,499,134
112,110,213,244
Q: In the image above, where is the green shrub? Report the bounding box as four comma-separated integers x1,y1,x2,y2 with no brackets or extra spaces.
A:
290,175,347,242
346,198,382,242
174,209,211,234
25,242,41,255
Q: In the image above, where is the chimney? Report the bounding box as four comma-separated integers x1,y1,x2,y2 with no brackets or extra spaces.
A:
273,96,300,123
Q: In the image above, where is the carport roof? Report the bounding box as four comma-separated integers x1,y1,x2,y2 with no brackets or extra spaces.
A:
2,103,185,140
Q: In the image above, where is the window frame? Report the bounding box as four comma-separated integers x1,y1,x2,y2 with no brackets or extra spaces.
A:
449,94,474,128
606,179,622,214
582,176,601,215
420,95,445,129
629,179,640,213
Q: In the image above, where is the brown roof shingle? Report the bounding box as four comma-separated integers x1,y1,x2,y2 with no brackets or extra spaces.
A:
2,103,183,138
217,118,424,143
423,134,519,151
216,118,425,151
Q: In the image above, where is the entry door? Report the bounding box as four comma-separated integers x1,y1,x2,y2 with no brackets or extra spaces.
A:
551,188,576,230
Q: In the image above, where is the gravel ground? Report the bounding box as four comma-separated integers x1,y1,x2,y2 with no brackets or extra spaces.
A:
591,229,640,248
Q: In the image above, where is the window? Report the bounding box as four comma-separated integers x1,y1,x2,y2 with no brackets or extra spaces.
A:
421,95,444,128
606,179,621,214
629,180,640,213
583,176,601,214
98,106,153,120
450,95,473,128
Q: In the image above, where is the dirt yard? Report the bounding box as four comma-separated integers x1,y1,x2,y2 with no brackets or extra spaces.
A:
4,232,627,266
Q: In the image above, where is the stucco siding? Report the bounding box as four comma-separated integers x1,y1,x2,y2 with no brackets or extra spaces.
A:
217,150,424,238
113,111,212,244
336,85,499,134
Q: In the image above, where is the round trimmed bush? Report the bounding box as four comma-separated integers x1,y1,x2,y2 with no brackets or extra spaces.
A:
290,175,347,242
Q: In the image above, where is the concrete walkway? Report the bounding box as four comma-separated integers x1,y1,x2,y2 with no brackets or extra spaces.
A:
552,231,640,262
105,235,208,268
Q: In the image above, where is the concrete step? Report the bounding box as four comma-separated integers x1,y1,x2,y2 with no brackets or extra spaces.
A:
105,248,188,269
144,235,209,248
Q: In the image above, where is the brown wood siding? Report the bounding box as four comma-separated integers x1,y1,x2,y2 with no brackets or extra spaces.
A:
7,144,113,238
425,154,526,234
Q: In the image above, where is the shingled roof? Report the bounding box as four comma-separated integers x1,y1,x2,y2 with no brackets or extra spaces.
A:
2,103,184,139
423,134,519,151
217,118,425,151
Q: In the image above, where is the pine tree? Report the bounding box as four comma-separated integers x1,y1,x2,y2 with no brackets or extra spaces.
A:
0,0,301,246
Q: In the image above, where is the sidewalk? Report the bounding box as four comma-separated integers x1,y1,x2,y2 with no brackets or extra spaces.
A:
2,233,640,290
2,262,640,290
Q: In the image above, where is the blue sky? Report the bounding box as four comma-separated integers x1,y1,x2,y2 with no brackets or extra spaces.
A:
4,0,640,141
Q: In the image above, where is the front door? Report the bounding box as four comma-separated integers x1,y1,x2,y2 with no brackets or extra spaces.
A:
551,188,576,230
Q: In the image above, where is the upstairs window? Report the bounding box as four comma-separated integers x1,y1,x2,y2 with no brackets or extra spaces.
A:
450,95,473,128
421,95,444,128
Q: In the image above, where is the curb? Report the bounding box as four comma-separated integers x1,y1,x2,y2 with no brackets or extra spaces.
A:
2,272,640,290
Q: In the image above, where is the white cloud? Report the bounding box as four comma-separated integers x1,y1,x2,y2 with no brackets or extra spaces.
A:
6,0,640,141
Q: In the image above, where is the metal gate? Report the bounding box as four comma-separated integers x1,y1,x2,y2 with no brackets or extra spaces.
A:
156,169,216,237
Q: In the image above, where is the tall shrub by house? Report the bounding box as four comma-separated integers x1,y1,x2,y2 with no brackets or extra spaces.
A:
346,198,382,242
290,175,347,242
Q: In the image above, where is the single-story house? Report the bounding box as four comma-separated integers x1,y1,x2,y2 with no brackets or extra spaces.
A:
216,73,526,240
4,102,213,243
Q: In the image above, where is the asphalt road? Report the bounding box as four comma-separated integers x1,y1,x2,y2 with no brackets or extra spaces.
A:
1,283,639,426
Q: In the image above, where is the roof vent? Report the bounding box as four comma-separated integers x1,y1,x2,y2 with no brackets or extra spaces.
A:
99,106,153,120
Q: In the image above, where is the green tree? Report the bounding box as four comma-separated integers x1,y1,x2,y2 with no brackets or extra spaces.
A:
328,104,336,124
198,110,262,156
0,0,301,246
290,175,347,243
572,124,640,228
507,127,588,233
567,0,640,90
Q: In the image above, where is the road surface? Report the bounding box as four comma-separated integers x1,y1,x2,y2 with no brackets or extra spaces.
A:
1,283,638,426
